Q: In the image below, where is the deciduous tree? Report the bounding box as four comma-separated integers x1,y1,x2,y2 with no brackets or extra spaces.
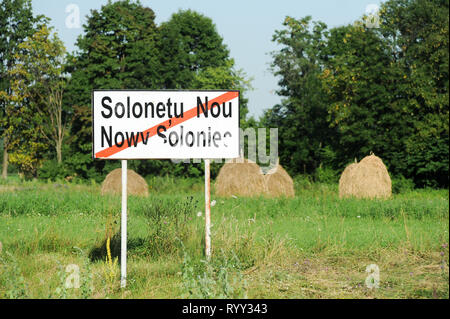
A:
64,0,160,179
263,16,337,175
12,26,67,163
0,0,45,178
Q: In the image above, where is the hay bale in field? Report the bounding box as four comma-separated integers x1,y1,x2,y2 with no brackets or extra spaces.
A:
264,163,295,198
101,168,149,197
215,158,295,198
339,154,391,199
338,162,359,197
214,158,266,197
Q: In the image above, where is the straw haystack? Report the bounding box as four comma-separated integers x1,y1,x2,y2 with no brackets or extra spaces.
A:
101,168,149,197
264,164,295,198
215,158,266,197
339,154,391,199
215,158,295,198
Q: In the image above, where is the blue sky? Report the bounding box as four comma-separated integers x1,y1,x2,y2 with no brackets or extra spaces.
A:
32,0,383,118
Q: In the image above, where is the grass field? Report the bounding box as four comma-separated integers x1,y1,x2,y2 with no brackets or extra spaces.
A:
0,175,448,299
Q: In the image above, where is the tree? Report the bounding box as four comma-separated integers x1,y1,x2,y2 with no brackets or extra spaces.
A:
9,25,68,165
64,0,160,179
65,4,251,180
158,9,251,124
321,23,410,173
267,0,448,187
323,0,448,186
190,59,252,127
381,0,449,187
263,16,338,175
158,9,230,89
0,83,47,178
0,0,45,178
149,9,253,178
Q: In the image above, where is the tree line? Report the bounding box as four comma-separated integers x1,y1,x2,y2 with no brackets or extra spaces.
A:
264,0,448,188
0,0,251,181
0,0,448,188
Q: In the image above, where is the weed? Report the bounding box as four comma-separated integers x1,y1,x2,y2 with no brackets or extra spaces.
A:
0,251,28,298
0,178,448,298
180,241,247,299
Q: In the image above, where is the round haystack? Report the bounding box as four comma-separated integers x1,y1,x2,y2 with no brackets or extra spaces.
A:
264,164,295,198
215,158,266,197
338,163,359,197
339,154,391,199
101,168,149,197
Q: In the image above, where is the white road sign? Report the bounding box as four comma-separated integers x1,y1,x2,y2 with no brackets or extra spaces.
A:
92,90,240,159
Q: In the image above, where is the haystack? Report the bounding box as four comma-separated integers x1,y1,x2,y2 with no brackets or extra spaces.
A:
339,154,391,199
264,164,295,198
214,158,266,197
101,168,149,197
215,158,295,198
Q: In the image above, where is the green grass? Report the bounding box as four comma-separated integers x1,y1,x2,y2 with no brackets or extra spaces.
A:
0,177,448,298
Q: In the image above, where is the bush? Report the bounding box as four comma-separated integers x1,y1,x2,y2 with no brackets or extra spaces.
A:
392,175,415,194
293,174,313,190
38,160,69,181
314,166,339,184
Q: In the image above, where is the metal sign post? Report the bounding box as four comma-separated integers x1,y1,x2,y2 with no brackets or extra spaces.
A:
205,159,211,259
120,160,127,288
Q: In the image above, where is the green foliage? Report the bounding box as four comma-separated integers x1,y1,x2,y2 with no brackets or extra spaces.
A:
140,197,198,257
263,16,338,176
62,3,251,180
374,0,448,187
0,252,28,298
38,159,70,181
314,166,340,184
158,9,229,89
392,175,415,194
0,179,448,298
158,9,251,123
0,0,43,128
1,0,447,188
181,248,247,299
49,248,94,299
266,0,449,187
67,0,160,100
322,23,404,170
5,25,68,176
88,195,200,262
0,0,48,178
64,0,160,180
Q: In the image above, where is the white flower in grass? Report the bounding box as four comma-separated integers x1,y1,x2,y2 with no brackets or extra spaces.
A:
197,211,202,217
211,200,216,207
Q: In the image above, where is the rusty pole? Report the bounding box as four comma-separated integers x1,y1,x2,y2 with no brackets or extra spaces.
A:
205,159,211,259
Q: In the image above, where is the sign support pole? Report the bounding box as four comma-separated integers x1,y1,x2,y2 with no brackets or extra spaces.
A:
120,160,127,288
205,159,211,259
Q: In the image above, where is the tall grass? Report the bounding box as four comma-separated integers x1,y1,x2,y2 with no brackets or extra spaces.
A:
0,177,448,298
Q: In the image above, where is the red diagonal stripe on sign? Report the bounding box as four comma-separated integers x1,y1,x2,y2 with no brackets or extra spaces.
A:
95,91,239,158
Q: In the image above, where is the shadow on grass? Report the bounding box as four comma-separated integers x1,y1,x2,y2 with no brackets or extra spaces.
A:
88,232,147,263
